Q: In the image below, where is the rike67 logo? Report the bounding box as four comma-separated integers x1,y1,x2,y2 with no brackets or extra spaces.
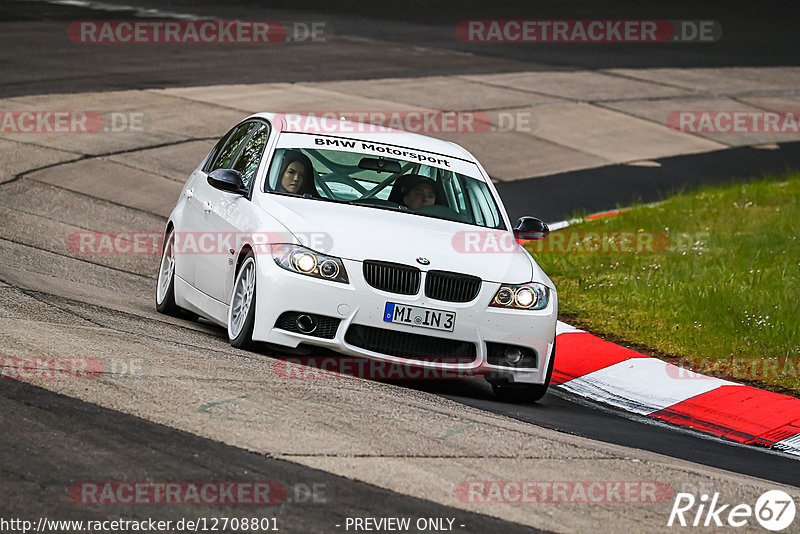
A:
668,490,796,531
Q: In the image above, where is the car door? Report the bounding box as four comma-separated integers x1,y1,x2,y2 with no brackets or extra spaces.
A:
195,121,271,303
188,121,257,300
172,136,232,288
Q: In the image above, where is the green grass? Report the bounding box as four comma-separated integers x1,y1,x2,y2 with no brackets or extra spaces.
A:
528,174,800,395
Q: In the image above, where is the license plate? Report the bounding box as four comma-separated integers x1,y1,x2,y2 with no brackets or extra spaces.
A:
383,302,455,332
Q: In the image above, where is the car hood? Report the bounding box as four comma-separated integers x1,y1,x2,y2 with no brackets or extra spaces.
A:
257,195,534,283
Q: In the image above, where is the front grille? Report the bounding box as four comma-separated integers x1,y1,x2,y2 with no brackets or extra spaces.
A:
274,312,341,339
425,270,482,302
344,324,476,363
363,260,420,295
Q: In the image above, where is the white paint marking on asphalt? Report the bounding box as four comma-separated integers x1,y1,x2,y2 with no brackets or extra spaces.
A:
558,357,740,415
546,200,665,230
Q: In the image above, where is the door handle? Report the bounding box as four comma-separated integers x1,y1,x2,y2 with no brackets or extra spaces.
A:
203,201,213,213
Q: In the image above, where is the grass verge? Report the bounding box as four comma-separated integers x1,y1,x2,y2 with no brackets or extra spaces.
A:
528,174,800,395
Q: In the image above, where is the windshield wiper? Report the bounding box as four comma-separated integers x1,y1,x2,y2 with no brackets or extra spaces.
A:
348,199,408,212
266,191,342,204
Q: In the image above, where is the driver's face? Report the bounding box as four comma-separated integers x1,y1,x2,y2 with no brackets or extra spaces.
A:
281,161,306,193
403,183,436,210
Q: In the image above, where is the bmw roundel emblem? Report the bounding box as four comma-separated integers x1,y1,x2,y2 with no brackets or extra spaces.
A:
416,257,430,265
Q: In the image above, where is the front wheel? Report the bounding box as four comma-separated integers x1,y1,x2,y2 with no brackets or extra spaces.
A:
156,229,197,320
491,339,556,403
156,230,197,321
156,229,180,314
228,252,257,350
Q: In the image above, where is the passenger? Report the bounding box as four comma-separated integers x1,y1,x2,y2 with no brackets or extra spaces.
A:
275,150,318,196
388,174,440,210
403,182,437,210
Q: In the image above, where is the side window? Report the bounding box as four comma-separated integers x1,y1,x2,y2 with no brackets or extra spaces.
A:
465,180,501,229
208,122,255,172
232,123,269,187
441,172,466,212
202,139,225,171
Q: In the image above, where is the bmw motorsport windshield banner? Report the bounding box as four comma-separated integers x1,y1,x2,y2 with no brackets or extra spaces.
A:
274,132,481,177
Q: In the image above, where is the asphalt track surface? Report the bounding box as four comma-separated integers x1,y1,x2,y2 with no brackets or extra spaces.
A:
405,380,800,487
2,0,800,530
0,378,548,533
497,141,800,223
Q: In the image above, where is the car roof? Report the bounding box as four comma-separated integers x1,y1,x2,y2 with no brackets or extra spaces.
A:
247,112,477,162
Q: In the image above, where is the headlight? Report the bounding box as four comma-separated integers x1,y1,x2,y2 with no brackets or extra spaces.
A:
490,282,549,310
271,244,349,284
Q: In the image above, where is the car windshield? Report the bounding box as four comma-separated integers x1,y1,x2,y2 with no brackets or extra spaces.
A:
265,147,506,229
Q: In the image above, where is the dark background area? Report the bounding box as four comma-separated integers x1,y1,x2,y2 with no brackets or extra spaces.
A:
1,0,797,98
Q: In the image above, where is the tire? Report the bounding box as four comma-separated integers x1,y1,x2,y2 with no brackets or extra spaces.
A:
156,229,199,320
491,339,556,403
156,229,180,314
228,251,257,350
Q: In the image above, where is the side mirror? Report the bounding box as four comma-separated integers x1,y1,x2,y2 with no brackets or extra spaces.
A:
207,169,247,195
513,216,549,240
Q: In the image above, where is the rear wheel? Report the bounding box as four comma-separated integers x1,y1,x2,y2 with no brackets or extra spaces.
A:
491,339,556,403
228,252,257,350
156,229,197,320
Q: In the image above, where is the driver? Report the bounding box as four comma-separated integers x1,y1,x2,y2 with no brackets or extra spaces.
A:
275,150,318,196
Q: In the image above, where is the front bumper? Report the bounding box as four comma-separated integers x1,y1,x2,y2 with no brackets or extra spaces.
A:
252,255,557,384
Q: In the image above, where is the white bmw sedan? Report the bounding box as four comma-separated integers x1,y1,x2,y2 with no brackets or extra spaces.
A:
156,113,558,402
